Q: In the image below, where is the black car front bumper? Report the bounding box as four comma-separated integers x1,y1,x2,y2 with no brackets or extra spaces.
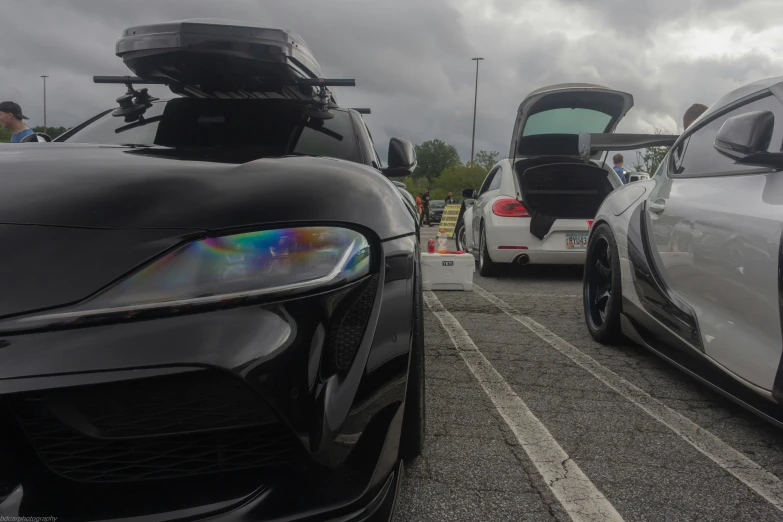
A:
0,235,417,521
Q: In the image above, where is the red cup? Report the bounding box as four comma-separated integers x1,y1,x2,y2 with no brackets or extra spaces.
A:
427,239,436,254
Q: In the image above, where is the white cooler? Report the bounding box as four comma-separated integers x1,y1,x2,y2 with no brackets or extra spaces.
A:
421,253,475,291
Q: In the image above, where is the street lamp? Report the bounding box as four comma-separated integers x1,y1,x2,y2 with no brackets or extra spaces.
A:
40,75,48,134
470,58,484,165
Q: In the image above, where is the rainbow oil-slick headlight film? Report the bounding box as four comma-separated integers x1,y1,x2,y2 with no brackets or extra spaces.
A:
83,226,371,310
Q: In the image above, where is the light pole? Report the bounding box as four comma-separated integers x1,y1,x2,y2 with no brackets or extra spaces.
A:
470,57,483,165
40,75,48,134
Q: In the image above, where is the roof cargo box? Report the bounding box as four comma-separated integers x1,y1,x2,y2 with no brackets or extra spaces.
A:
116,19,330,101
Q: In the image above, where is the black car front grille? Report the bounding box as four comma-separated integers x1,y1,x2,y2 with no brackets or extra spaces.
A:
9,370,304,483
327,275,379,371
33,369,276,438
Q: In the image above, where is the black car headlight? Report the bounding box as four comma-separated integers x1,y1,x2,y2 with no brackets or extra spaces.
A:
2,226,371,333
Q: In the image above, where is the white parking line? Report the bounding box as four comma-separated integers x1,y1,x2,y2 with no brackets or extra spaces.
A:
424,291,625,522
473,284,783,513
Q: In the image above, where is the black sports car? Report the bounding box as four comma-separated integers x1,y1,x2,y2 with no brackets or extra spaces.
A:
0,20,423,522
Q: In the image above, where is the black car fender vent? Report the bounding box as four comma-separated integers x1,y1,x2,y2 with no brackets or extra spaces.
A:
326,275,379,371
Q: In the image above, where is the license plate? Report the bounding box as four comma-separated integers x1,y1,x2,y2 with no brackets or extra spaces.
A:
566,232,589,249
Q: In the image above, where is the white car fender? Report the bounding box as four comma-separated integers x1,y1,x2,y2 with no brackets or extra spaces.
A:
462,204,475,250
593,179,656,245
592,179,657,311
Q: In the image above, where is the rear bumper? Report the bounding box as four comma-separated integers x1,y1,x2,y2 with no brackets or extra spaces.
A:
485,215,589,264
499,250,587,264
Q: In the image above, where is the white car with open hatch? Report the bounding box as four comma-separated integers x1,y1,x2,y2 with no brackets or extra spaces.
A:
456,83,628,276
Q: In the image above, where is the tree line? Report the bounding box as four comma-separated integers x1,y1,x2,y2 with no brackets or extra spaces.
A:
631,127,670,175
394,139,501,201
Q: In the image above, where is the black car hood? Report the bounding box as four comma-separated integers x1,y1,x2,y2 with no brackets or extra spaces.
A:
0,144,412,238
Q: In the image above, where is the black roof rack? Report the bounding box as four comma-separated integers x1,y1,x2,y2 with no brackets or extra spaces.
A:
93,76,167,85
94,75,356,122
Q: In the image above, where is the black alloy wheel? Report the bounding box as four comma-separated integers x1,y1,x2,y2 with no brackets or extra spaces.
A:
584,223,623,343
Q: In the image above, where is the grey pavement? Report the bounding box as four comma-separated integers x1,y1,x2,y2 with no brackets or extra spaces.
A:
393,263,783,522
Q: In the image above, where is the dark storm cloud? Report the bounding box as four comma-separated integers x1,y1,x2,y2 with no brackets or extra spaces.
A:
461,0,783,145
1,0,478,159
544,0,775,35
1,0,781,162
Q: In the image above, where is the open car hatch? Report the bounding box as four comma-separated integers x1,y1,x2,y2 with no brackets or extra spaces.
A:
510,83,634,158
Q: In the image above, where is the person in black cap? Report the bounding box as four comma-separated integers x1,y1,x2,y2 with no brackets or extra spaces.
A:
0,101,34,143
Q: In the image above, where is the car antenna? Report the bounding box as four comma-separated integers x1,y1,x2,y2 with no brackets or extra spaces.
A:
352,108,371,114
93,76,166,123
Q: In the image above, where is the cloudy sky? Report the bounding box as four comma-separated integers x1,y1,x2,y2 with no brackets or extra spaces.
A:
2,0,782,161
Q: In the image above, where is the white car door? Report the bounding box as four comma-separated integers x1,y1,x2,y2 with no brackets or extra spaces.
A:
647,93,783,391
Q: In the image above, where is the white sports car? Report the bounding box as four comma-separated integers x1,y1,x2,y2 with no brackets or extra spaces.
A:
584,76,783,425
456,83,628,276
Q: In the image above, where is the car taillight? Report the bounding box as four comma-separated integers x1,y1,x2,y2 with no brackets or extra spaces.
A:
492,198,530,217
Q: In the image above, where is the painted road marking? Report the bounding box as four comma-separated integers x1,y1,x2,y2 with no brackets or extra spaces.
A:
425,291,625,522
473,283,783,513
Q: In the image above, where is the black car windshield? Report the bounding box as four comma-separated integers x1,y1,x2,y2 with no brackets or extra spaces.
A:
61,98,361,162
430,201,445,209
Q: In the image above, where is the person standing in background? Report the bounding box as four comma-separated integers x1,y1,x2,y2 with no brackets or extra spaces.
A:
416,194,423,218
0,102,33,142
445,192,454,204
612,153,627,184
683,103,708,130
421,188,432,226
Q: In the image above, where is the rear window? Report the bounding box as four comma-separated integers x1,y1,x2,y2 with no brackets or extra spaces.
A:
523,108,612,136
62,99,361,163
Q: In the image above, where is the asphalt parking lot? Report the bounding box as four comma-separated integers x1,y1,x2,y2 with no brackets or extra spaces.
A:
394,226,783,521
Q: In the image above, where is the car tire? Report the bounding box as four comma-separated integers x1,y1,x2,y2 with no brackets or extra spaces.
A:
400,256,425,461
584,223,624,343
478,223,500,277
456,220,467,252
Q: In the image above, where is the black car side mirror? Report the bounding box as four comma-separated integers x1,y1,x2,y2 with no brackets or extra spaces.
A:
714,110,783,168
20,132,52,143
714,111,774,159
461,188,476,199
381,137,417,177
